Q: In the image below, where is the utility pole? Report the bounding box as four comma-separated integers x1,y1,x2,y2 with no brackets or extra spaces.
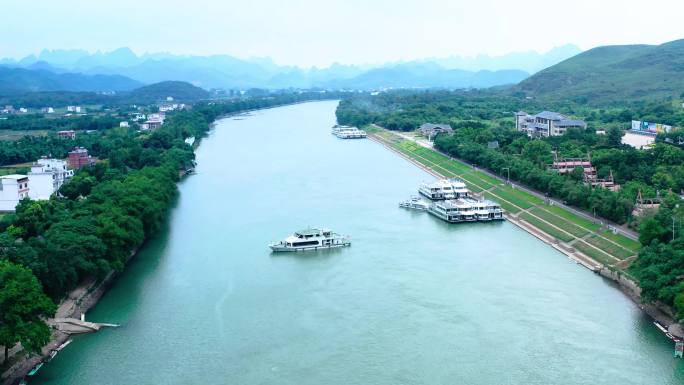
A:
502,167,510,185
674,204,680,242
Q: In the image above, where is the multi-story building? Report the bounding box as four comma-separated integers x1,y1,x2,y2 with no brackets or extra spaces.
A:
27,158,74,200
58,130,76,139
68,147,95,169
515,111,587,137
549,155,619,191
419,123,453,140
143,113,165,130
0,175,30,212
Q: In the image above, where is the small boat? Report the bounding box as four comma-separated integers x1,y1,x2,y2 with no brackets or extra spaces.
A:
270,228,350,252
399,196,429,211
57,339,73,351
654,321,668,333
27,362,44,376
47,339,73,362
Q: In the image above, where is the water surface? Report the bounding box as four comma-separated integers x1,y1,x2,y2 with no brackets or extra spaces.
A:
31,101,684,385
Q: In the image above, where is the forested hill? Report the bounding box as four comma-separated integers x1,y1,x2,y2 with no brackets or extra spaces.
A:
516,38,684,104
0,81,211,107
124,81,210,103
0,66,142,94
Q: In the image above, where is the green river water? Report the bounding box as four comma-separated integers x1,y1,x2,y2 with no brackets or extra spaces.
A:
29,101,684,384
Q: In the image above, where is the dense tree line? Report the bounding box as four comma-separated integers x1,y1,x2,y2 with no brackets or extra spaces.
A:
337,90,684,320
630,195,684,318
0,92,337,364
433,133,635,223
0,114,122,132
337,91,684,133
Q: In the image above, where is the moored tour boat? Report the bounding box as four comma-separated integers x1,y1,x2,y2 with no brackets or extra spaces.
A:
270,228,351,252
418,178,468,200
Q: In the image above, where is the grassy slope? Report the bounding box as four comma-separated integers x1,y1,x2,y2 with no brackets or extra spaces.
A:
517,39,684,103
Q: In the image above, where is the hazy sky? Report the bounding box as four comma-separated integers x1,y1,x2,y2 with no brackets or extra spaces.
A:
1,0,683,67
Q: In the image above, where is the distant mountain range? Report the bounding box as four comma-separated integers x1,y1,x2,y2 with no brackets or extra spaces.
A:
322,64,528,89
423,44,582,73
0,66,142,95
4,39,684,107
516,38,684,104
0,45,582,91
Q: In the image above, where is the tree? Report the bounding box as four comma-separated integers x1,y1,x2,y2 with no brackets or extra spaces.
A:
0,260,55,364
522,140,552,166
59,173,96,200
606,127,624,147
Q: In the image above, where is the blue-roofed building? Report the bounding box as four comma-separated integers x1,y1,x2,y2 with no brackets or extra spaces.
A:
515,111,587,137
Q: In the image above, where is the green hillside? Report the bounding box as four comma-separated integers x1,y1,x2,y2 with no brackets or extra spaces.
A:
126,81,210,103
516,38,684,104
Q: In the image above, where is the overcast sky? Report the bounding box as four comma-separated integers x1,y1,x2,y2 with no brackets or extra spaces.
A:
1,0,683,67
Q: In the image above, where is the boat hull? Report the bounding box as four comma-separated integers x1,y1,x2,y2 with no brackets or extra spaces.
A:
269,242,351,252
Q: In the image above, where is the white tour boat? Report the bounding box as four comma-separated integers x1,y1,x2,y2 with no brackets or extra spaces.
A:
418,178,469,200
269,228,351,252
427,197,504,223
332,125,367,139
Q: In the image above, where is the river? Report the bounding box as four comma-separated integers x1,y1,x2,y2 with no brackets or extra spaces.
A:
30,101,684,384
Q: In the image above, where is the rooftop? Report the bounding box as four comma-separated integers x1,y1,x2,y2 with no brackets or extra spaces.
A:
557,119,587,127
295,228,330,236
1,174,28,180
420,123,452,131
535,111,567,120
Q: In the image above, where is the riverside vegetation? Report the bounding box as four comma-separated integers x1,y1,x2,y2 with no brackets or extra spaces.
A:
337,91,684,319
0,91,337,366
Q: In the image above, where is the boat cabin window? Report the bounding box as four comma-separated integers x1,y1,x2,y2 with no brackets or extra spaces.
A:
292,241,319,246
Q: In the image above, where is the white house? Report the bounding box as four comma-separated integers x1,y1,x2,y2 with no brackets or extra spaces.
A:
515,111,587,137
143,113,165,130
27,158,73,200
159,103,179,112
120,121,130,128
0,175,30,212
